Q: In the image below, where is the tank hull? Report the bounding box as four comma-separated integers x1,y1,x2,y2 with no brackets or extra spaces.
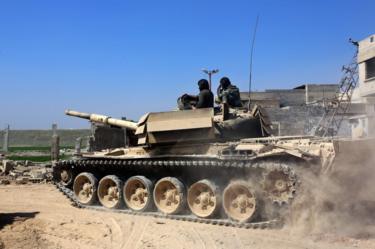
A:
53,136,332,228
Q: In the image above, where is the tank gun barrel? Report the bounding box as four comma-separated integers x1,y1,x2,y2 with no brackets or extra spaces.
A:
65,110,138,131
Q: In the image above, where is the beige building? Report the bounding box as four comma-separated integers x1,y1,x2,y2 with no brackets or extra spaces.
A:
358,34,375,98
351,34,375,138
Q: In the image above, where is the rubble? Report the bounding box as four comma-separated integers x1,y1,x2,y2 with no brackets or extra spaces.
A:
0,160,14,174
0,179,10,185
0,159,52,184
15,177,29,185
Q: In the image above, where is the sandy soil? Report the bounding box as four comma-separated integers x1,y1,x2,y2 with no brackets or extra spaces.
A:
0,184,374,249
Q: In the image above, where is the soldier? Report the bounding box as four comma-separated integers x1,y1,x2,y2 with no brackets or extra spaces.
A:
216,77,242,108
178,79,214,110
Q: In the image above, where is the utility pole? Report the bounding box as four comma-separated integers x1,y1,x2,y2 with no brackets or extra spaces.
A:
2,125,9,152
74,137,82,157
202,69,219,90
313,45,358,137
51,123,60,161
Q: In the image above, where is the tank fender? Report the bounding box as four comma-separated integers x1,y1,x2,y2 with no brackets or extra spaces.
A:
235,140,336,172
235,143,318,159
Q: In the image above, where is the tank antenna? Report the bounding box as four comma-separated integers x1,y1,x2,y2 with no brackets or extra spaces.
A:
248,15,259,111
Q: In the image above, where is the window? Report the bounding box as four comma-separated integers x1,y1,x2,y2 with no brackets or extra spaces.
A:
366,57,375,80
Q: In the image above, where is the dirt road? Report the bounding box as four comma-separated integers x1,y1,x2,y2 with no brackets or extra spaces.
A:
0,184,373,249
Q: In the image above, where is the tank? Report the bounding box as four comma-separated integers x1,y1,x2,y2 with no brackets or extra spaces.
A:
53,105,345,228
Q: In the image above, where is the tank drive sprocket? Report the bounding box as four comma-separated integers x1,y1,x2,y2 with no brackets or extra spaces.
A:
260,161,298,205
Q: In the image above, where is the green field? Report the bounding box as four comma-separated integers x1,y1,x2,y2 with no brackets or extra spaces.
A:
0,129,89,162
7,146,74,162
8,155,51,162
7,155,71,162
9,146,74,152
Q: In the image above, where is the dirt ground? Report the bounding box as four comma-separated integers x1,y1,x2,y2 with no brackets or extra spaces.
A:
0,184,374,249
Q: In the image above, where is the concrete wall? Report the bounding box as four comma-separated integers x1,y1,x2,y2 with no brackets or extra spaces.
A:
89,124,126,151
240,90,305,107
306,84,339,103
0,129,91,147
265,105,322,136
238,83,345,136
265,105,352,136
241,84,338,108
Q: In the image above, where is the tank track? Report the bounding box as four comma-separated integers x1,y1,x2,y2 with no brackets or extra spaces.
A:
53,158,297,229
54,182,281,229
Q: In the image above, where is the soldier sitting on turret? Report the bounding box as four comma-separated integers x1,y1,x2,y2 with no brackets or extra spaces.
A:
178,79,214,110
216,77,242,108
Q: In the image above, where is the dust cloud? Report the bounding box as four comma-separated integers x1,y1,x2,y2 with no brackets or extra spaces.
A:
287,139,375,238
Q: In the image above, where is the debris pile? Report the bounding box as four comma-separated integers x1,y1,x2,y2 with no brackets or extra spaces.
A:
0,160,52,185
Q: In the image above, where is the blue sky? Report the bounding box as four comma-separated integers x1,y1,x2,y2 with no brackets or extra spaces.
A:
0,0,373,129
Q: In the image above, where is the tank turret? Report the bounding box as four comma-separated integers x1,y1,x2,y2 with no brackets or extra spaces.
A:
66,106,271,146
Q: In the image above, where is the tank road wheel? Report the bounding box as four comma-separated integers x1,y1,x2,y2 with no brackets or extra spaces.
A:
153,177,185,214
98,175,123,209
73,172,98,205
187,180,220,218
124,176,153,211
223,181,257,222
262,167,297,205
59,169,73,186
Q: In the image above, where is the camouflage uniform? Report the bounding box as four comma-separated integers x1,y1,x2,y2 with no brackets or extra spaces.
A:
217,77,242,108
